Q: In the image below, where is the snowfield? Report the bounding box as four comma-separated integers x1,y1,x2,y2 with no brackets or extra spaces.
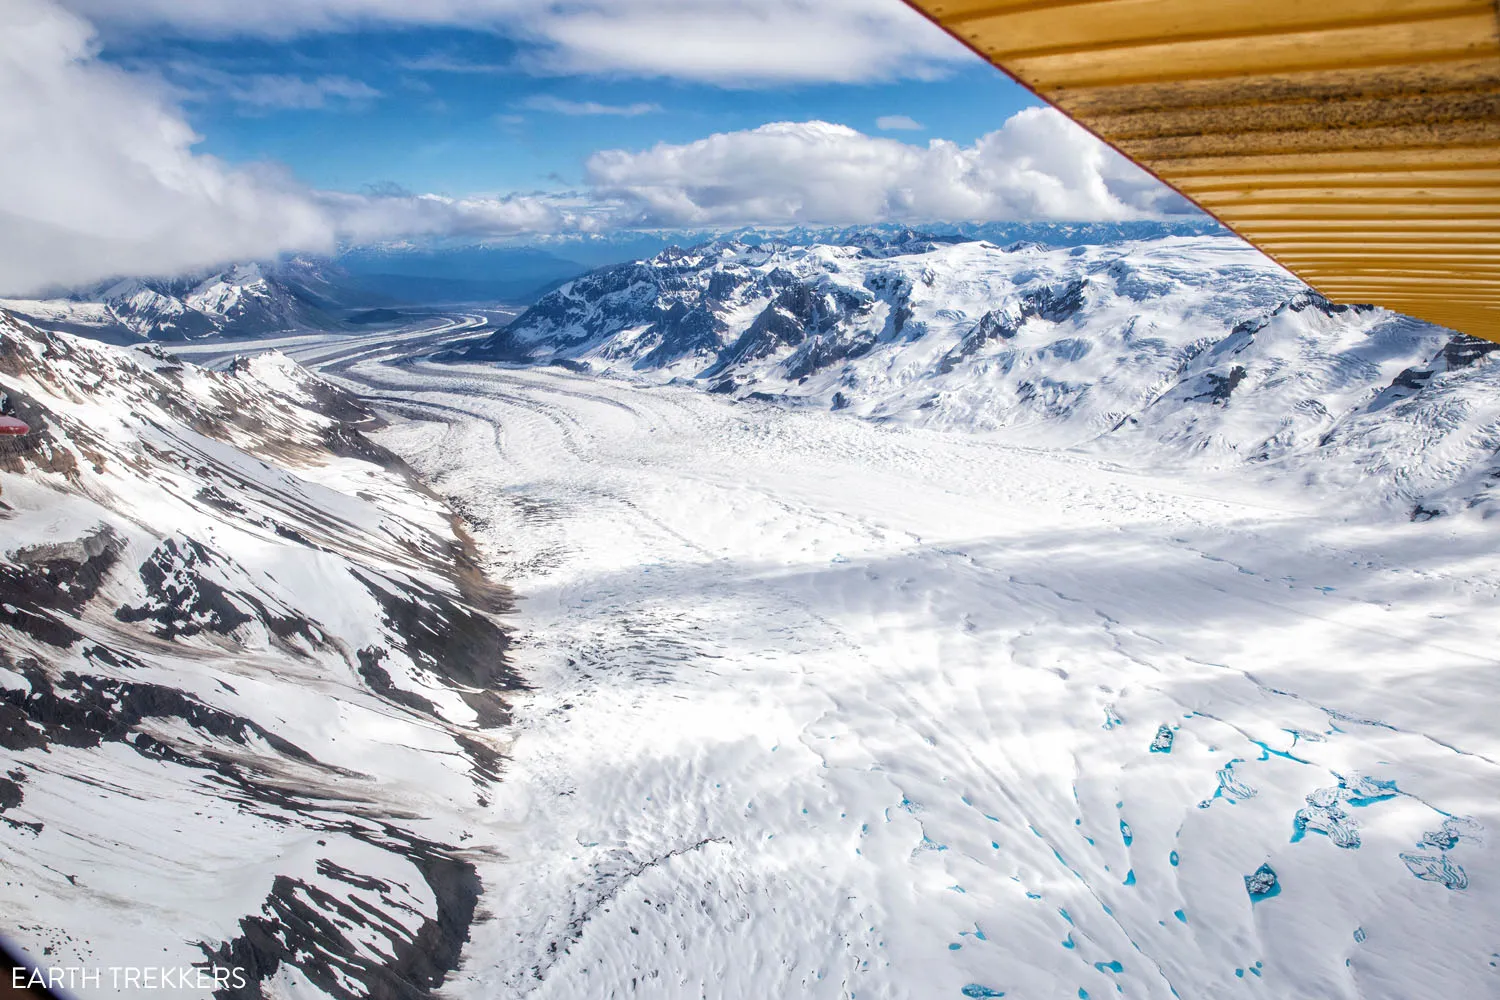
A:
4,224,1500,1000
352,357,1499,1000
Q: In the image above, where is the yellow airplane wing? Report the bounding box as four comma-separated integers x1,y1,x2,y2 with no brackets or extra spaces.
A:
904,0,1500,342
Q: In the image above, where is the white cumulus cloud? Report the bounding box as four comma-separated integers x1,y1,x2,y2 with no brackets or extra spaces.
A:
586,112,1193,229
0,0,334,294
0,0,584,295
323,190,602,245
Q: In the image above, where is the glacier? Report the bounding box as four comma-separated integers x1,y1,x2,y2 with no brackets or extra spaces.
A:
351,351,1499,1000
1,227,1499,1000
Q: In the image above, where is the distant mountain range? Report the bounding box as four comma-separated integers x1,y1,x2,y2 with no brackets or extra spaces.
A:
0,259,359,343
518,218,1227,262
453,232,1500,518
0,251,577,344
0,221,1225,343
324,220,1228,316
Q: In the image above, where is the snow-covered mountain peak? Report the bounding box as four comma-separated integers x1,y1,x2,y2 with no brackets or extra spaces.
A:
100,276,158,301
225,260,266,281
2,259,351,343
96,278,191,337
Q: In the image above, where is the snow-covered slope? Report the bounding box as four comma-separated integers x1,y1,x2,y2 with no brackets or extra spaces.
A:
0,311,515,998
456,235,1500,517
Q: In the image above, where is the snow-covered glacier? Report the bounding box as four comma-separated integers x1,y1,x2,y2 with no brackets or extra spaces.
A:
357,355,1499,1000
423,233,1497,1000
457,234,1500,516
3,226,1499,1000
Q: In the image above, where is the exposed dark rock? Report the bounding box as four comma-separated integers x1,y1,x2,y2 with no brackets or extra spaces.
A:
783,333,875,382
116,538,255,639
635,302,724,369
1226,291,1373,347
1,316,514,1000
323,422,397,467
357,647,438,716
1383,335,1500,402
1440,334,1500,370
707,283,874,380
0,603,81,647
0,773,23,812
1189,365,1248,406
1410,503,1444,522
2,639,491,1000
4,526,122,614
113,537,326,648
196,486,248,514
0,653,314,763
0,526,122,645
352,570,518,696
133,343,184,367
203,850,480,1000
939,278,1090,373
961,308,1021,351
1389,365,1432,395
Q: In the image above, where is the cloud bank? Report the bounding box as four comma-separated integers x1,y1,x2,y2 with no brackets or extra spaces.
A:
0,0,330,293
0,0,583,294
587,116,1192,228
0,0,1194,295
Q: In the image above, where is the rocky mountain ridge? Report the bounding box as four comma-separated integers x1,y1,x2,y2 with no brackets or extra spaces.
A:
0,259,358,343
0,310,516,998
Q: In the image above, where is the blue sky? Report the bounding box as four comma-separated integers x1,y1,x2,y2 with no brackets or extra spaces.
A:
110,25,1041,196
0,0,1191,294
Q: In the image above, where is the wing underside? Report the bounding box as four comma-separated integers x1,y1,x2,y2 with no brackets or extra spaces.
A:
905,0,1500,342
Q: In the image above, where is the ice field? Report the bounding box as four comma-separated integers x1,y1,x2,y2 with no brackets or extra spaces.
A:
347,357,1500,1000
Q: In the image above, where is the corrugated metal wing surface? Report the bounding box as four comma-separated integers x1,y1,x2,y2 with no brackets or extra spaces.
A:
906,0,1500,342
